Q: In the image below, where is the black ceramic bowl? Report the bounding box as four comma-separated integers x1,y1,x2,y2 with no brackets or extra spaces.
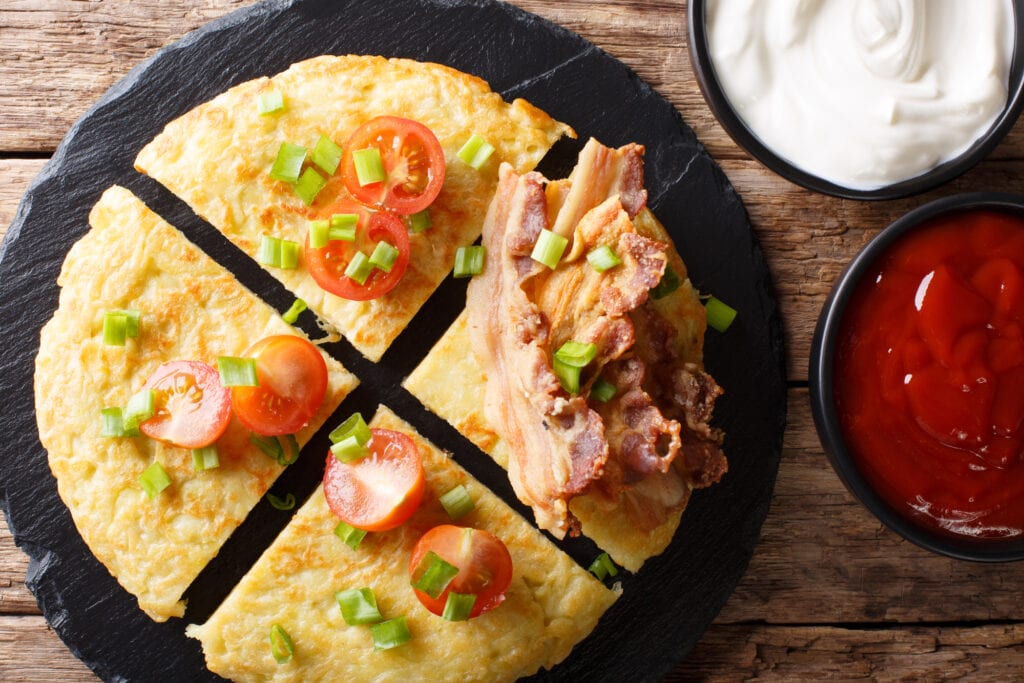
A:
687,0,1024,201
810,192,1024,561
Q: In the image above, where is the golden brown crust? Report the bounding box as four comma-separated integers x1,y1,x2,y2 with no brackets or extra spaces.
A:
34,186,358,620
187,406,617,682
136,55,573,361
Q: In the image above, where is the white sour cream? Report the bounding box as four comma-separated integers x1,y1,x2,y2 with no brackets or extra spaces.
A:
706,0,1016,190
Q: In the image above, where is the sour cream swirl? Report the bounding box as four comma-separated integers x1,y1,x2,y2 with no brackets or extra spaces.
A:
706,0,1016,191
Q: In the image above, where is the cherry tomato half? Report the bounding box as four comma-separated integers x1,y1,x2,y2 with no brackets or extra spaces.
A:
409,525,513,619
341,116,446,215
304,199,411,301
323,428,425,531
230,335,328,436
139,360,232,449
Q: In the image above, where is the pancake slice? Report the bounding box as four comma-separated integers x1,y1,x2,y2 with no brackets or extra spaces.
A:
34,186,358,621
186,406,618,682
405,203,717,572
136,55,573,361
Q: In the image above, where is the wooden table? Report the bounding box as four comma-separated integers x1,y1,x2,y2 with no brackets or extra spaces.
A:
3,1,1024,680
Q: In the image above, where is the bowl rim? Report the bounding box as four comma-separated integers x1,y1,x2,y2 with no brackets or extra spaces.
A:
810,192,1024,561
687,0,1024,201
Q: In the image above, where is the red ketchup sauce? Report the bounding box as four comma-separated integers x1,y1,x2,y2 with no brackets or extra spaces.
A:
835,209,1024,539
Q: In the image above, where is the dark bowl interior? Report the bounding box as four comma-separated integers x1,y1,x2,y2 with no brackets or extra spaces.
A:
687,1,1024,201
810,192,1024,561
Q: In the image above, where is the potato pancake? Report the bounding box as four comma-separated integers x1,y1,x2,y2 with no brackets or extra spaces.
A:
34,186,358,621
187,406,617,682
136,55,573,361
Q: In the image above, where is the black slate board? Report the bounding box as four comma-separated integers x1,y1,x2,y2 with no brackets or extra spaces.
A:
0,0,787,680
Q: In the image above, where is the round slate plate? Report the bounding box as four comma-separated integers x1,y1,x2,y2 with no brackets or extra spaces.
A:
0,0,786,680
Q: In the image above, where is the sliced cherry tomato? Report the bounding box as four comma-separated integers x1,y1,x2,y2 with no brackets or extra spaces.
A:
304,199,410,301
230,335,328,436
341,116,446,215
409,525,513,619
139,360,232,449
323,428,425,531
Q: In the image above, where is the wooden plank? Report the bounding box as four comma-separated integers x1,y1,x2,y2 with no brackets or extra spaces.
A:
720,156,1024,381
672,624,1024,681
0,615,96,682
0,0,249,153
721,388,1024,625
1,159,45,237
0,521,37,615
6,0,1024,164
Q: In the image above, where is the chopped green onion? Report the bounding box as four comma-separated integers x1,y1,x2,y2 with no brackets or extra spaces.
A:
282,298,307,324
278,434,300,466
456,133,495,169
217,356,259,387
336,587,383,625
269,142,307,184
257,234,301,269
102,309,141,343
267,492,295,510
102,312,128,346
552,341,596,395
334,520,368,550
411,551,459,599
586,245,621,272
650,264,680,300
329,413,372,445
330,435,368,463
554,340,598,368
294,167,327,206
589,377,617,403
531,229,568,270
257,234,279,266
269,624,294,664
439,484,474,520
122,388,156,435
191,445,220,471
408,209,432,233
442,592,476,622
369,241,399,273
353,147,386,186
705,295,738,333
138,462,171,499
117,309,141,338
371,616,411,651
311,134,343,175
587,552,619,581
257,89,285,115
329,213,359,241
308,219,330,248
344,251,373,285
281,239,300,269
100,407,125,437
553,358,582,395
453,245,485,278
250,433,300,466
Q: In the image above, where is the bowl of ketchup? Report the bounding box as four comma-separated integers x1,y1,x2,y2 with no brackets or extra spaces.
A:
811,193,1024,560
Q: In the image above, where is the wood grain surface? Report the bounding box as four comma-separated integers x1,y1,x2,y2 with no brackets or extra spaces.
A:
3,1,1024,681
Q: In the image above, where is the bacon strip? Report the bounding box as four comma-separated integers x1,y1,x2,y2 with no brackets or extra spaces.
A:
468,139,724,537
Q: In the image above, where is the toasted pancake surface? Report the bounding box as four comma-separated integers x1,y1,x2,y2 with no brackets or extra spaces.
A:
136,55,572,360
187,406,617,682
405,208,708,571
34,186,357,621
